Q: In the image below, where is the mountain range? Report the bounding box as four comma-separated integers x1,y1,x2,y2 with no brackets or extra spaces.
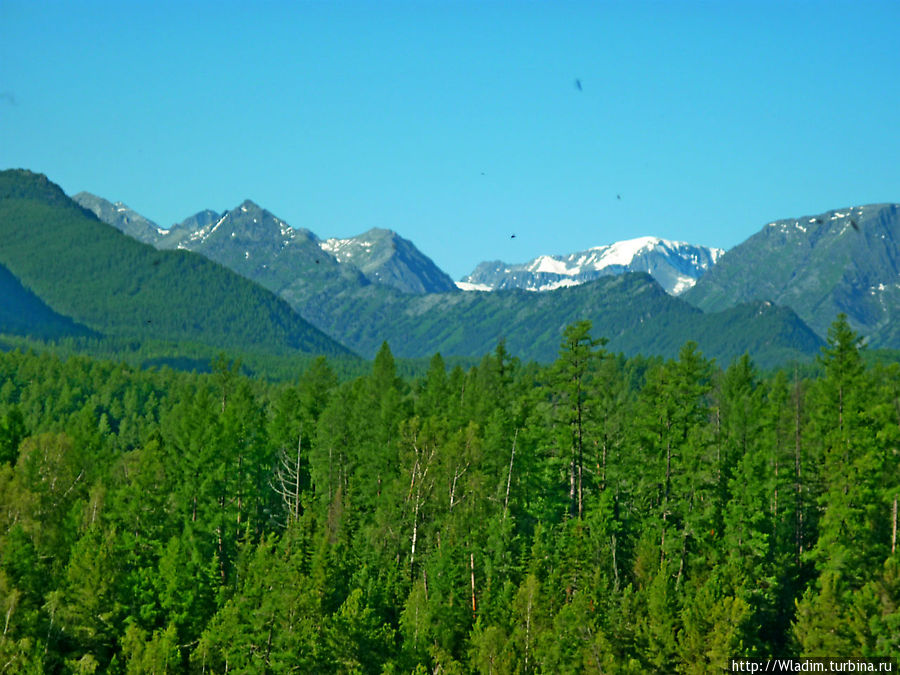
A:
0,170,894,370
73,193,457,297
74,192,721,299
459,237,723,295
72,186,825,367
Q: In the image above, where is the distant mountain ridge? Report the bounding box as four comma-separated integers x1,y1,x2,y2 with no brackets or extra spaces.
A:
76,192,721,300
71,184,875,367
73,193,455,297
684,203,900,347
460,236,723,295
73,191,162,244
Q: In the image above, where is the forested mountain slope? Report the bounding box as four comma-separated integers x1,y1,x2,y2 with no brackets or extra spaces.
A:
0,170,351,357
300,271,822,367
0,262,95,340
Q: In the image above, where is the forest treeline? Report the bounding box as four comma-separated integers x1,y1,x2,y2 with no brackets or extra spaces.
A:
0,315,898,673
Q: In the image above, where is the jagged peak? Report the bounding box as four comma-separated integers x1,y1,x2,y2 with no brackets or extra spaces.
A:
236,198,263,213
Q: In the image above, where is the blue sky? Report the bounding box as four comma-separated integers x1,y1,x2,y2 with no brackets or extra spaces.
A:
2,0,898,279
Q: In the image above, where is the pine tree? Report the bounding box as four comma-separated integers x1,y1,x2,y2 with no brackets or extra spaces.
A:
794,316,887,655
552,321,605,520
631,342,714,588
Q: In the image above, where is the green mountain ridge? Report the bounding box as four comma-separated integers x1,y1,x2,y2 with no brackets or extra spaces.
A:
0,170,352,359
298,271,823,367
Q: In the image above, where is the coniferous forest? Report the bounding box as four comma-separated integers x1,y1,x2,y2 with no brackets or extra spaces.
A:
0,315,898,673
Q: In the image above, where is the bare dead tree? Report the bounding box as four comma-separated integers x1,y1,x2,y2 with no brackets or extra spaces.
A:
449,460,469,511
470,550,477,618
503,428,518,522
407,434,435,571
271,425,303,526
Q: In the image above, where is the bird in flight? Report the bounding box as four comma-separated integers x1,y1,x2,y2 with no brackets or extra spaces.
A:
510,234,516,239
574,78,583,92
616,194,622,201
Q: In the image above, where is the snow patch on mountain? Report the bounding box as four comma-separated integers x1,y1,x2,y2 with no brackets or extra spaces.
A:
591,236,664,268
531,255,571,275
455,281,492,292
320,237,375,263
532,278,582,292
671,274,698,295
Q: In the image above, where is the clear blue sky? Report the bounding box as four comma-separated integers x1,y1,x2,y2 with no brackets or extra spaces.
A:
2,0,898,279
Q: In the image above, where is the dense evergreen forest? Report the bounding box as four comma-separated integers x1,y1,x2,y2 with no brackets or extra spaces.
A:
0,314,898,673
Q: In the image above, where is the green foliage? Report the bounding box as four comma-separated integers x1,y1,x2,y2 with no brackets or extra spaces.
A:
0,316,894,671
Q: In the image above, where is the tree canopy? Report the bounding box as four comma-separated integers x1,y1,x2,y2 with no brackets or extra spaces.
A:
0,315,898,672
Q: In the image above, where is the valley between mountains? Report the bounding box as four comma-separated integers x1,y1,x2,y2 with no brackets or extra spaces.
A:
74,180,900,368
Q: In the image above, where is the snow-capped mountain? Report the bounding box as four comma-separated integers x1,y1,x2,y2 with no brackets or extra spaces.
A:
459,236,724,296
